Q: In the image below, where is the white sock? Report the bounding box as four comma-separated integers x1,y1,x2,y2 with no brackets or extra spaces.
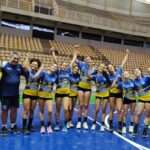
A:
11,123,16,128
2,124,7,128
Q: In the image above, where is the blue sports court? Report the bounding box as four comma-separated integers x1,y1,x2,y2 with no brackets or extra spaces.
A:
0,104,150,150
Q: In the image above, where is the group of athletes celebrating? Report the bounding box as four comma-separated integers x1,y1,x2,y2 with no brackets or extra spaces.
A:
0,45,150,138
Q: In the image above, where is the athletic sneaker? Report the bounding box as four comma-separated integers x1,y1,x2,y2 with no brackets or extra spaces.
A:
76,122,82,129
62,126,68,132
28,125,34,132
142,128,148,138
122,127,127,134
1,127,9,135
100,125,105,132
40,126,46,134
69,122,74,128
11,124,18,134
22,128,30,135
132,125,138,137
109,123,113,132
47,126,53,134
67,122,71,129
129,125,134,133
118,127,122,134
54,125,61,131
83,122,89,130
118,122,123,134
91,124,96,130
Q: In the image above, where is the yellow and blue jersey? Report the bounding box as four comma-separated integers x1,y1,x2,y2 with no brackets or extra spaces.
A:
93,72,110,98
56,67,71,95
76,60,89,82
57,67,71,88
69,72,80,97
134,76,150,102
109,67,123,94
23,69,42,96
122,79,135,100
76,60,92,90
134,76,147,96
38,71,57,99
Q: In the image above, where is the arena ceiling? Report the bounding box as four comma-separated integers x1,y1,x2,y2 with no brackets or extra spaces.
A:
136,0,150,4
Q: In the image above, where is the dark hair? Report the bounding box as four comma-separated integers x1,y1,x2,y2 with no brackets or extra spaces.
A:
55,50,59,55
30,58,41,68
77,56,84,61
51,49,59,55
102,70,111,86
12,51,18,55
11,51,19,57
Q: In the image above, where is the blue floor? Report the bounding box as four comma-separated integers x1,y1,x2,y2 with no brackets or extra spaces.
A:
0,105,150,150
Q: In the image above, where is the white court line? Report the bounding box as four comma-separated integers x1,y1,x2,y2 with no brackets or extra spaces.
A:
74,108,150,150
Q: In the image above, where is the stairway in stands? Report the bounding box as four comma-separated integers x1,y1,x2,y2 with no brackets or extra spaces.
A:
40,39,51,54
89,45,111,65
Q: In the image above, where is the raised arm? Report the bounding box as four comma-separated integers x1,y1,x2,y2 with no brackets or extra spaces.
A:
70,47,78,68
0,60,2,69
22,53,30,70
33,64,44,79
120,49,129,68
50,47,58,64
111,49,129,87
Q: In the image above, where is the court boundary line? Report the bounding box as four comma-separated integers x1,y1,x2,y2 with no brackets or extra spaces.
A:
74,108,150,150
